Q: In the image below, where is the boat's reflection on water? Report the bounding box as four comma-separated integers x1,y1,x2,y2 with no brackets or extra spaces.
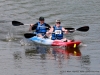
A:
48,46,81,60
25,45,81,60
51,46,81,56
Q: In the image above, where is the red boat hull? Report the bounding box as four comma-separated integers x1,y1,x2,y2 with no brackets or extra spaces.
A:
51,41,81,47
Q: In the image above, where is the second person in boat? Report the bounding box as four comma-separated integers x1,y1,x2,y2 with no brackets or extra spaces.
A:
46,20,72,42
29,17,51,38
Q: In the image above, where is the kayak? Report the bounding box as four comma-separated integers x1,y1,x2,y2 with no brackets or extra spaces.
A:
12,21,89,47
29,36,81,48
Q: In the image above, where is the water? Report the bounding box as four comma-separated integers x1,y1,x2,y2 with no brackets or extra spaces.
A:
0,0,100,75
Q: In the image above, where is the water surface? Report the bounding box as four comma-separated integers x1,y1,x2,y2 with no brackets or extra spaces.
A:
0,0,100,75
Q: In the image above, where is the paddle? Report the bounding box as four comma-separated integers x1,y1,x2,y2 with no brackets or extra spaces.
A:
24,26,89,38
12,20,49,30
24,33,36,38
65,26,89,32
12,21,89,31
12,21,29,26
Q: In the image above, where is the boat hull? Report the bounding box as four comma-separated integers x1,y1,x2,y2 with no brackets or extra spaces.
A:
29,36,81,47
52,40,81,47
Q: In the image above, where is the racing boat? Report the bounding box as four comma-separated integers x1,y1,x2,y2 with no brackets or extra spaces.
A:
12,21,89,48
24,34,81,48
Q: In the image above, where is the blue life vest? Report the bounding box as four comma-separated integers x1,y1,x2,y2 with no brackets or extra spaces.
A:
35,22,47,36
51,26,63,40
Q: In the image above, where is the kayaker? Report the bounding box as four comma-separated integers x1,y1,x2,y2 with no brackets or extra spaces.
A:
29,17,51,37
46,20,71,42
